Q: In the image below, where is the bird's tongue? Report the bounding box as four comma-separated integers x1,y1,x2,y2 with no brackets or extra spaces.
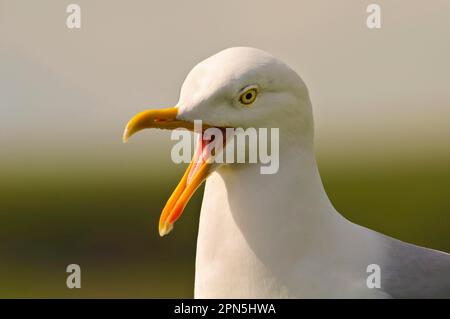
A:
187,133,215,185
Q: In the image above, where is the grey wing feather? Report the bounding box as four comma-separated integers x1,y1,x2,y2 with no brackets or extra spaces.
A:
381,236,450,298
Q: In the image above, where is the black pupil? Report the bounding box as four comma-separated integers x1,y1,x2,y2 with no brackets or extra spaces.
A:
245,92,253,100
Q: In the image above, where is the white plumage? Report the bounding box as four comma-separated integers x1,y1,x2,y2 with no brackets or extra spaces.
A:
178,48,450,298
126,47,450,298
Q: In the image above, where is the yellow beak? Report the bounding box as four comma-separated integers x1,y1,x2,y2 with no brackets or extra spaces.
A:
123,107,195,143
123,107,213,236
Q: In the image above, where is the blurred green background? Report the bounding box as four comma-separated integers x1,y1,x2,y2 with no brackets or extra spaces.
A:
1,0,449,297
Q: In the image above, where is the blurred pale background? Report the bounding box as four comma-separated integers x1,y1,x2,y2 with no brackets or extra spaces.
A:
1,0,449,297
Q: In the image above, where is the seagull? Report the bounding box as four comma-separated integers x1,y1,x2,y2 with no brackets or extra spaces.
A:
123,47,450,298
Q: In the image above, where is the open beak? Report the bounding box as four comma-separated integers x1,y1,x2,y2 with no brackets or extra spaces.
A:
123,107,215,236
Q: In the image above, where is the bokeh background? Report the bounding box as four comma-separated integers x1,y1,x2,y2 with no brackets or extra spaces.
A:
1,0,449,297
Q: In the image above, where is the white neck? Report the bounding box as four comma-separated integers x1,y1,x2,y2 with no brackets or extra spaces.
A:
194,126,386,298
218,140,339,255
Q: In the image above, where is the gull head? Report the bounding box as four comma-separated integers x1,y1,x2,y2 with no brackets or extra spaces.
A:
177,47,312,130
123,47,314,236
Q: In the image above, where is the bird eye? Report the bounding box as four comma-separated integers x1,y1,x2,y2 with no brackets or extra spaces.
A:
239,87,258,106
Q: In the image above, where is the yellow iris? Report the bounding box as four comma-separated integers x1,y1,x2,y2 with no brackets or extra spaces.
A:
239,88,258,105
